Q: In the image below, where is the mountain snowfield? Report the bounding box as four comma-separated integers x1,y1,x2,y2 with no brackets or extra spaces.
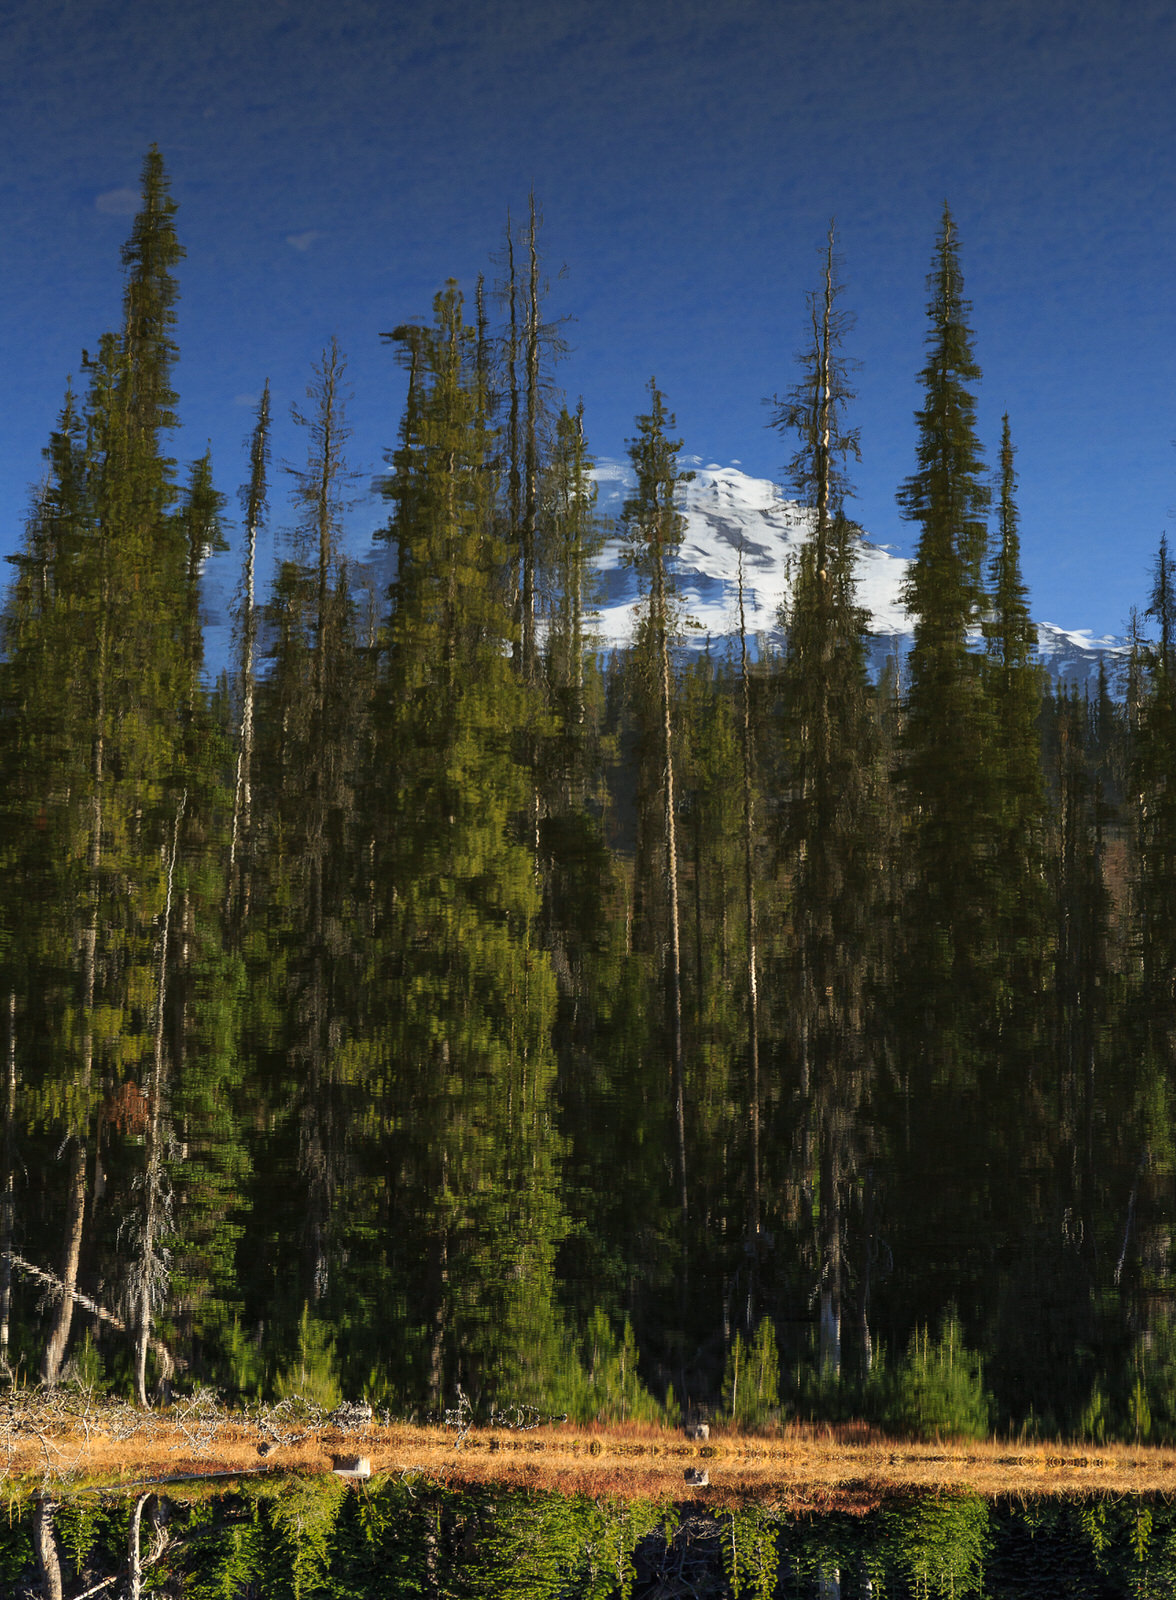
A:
589,457,1128,691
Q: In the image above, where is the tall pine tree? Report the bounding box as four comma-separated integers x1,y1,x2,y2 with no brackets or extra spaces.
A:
896,204,995,1030
771,225,880,1376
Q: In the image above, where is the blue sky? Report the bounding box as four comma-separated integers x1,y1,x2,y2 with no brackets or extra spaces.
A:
3,0,1175,639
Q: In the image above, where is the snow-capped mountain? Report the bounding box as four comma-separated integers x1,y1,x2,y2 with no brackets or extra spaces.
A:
590,457,1128,693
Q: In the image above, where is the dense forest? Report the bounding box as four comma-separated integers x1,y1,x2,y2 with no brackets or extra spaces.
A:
2,147,1174,1442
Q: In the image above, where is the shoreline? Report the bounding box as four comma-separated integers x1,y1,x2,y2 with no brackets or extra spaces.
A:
10,1411,1176,1507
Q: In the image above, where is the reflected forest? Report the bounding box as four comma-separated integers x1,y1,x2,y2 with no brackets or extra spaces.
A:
15,1480,1176,1599
4,145,1176,1446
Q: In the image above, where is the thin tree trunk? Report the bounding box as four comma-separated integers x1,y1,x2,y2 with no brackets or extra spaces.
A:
819,1127,841,1377
134,794,183,1407
126,1491,149,1600
32,1496,64,1600
858,1167,874,1375
656,558,688,1288
505,215,522,663
738,548,761,1324
521,193,540,684
43,614,105,1385
227,381,268,926
0,991,16,1372
41,964,94,1385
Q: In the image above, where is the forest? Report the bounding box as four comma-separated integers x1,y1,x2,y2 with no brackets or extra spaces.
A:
1,145,1174,1445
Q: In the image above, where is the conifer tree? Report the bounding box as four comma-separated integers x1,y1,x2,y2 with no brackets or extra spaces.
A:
981,415,1049,1042
621,380,693,1286
536,402,612,992
1134,535,1176,1034
258,342,364,1314
896,204,995,1027
372,284,565,1407
0,147,205,1385
889,206,1003,1345
771,226,878,1375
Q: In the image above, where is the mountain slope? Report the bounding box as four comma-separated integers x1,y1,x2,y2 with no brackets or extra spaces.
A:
590,458,1127,691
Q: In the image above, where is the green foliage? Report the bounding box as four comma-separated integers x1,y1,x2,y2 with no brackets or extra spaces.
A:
264,1474,347,1599
60,1327,105,1392
220,1316,266,1398
274,1304,342,1409
722,1317,780,1428
882,1493,990,1598
1080,1380,1110,1445
886,1313,990,1441
570,1308,668,1424
720,1504,780,1600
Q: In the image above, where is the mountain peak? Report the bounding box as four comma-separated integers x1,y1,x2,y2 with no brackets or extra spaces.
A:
589,457,1127,691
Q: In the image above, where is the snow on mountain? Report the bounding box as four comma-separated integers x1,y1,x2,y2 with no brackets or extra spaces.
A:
590,457,1129,692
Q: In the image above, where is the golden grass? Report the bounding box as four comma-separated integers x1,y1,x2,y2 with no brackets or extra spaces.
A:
8,1403,1176,1510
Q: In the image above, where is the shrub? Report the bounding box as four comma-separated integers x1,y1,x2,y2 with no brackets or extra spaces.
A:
886,1311,990,1440
722,1317,780,1428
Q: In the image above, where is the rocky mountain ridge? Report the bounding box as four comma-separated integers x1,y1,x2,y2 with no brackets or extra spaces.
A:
589,457,1127,693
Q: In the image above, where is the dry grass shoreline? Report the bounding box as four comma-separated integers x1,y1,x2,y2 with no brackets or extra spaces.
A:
7,1395,1176,1508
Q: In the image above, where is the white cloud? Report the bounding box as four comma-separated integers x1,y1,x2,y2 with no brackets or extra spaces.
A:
285,230,321,252
95,187,139,216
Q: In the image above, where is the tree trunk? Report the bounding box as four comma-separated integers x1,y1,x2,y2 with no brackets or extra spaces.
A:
521,194,540,685
656,558,689,1288
134,795,183,1406
43,606,105,1386
32,1496,64,1600
227,382,268,927
126,1491,149,1600
738,547,761,1323
0,991,16,1372
819,1128,842,1377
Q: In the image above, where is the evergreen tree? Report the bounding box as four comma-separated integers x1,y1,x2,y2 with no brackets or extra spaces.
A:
771,226,880,1377
981,415,1049,1044
250,343,366,1319
889,205,1002,1346
369,284,566,1407
0,147,217,1387
621,381,693,1292
1135,534,1176,1021
896,204,995,1027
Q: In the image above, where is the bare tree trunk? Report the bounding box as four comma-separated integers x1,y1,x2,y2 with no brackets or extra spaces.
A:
0,991,16,1372
858,1167,874,1375
44,600,106,1386
505,215,522,663
656,559,688,1288
818,1128,841,1377
126,1491,150,1600
134,794,183,1407
32,1497,64,1600
521,193,540,685
227,381,269,927
42,1009,91,1386
738,548,761,1326
428,1230,448,1414
424,1499,441,1600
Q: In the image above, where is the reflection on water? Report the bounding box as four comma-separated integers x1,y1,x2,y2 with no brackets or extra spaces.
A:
10,1481,1176,1597
7,143,1176,1464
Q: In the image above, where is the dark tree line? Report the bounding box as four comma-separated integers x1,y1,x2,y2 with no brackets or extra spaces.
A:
1,152,1175,1441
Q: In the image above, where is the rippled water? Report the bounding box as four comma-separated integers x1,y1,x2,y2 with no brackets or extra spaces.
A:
12,1482,1174,1598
